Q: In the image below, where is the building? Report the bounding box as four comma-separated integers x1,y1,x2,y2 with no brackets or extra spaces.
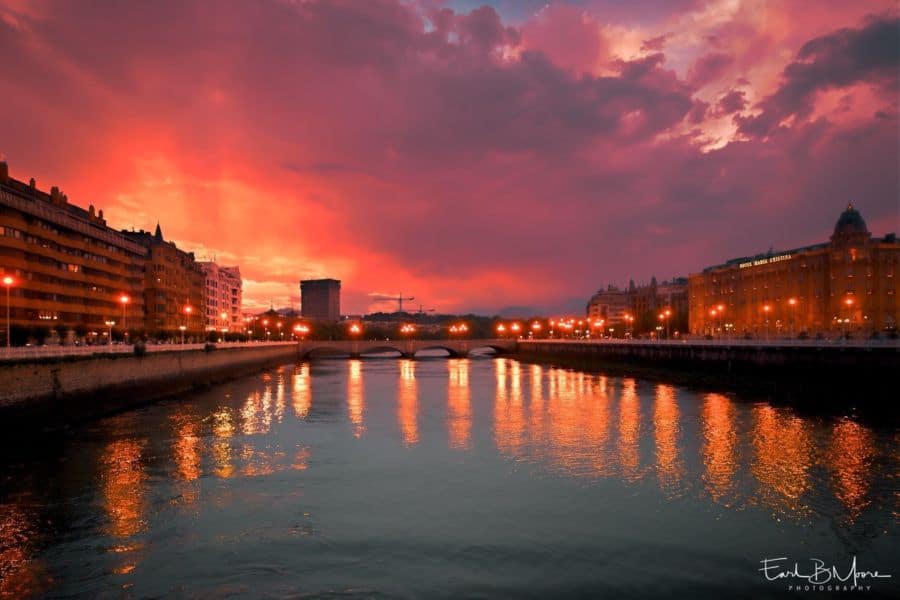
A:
300,278,341,321
586,285,630,329
688,204,899,338
628,276,688,333
122,224,205,337
587,277,688,335
0,161,147,341
198,261,242,332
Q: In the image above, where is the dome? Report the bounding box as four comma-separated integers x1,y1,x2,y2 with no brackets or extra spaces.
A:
833,203,868,236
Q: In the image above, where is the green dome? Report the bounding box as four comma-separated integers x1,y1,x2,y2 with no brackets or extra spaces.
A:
833,203,868,236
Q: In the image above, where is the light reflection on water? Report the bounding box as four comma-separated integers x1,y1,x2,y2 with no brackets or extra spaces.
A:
0,357,897,598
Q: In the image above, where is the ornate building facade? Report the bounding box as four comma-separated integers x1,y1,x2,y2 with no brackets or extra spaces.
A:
689,205,899,338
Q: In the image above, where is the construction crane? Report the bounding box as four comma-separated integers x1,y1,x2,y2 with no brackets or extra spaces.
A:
416,304,435,314
390,293,414,313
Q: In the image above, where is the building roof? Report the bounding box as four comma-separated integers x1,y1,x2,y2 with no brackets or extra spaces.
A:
832,203,869,236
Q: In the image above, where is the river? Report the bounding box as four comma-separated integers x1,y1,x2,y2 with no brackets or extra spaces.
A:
1,356,897,598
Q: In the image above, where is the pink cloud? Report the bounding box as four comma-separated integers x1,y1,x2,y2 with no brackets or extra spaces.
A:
0,0,897,314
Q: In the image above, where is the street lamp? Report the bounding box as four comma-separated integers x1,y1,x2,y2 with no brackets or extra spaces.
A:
183,304,193,343
105,320,115,343
294,323,310,340
658,309,671,340
2,275,14,349
496,323,506,338
787,298,797,338
510,322,522,338
762,304,772,340
119,294,130,340
709,308,718,339
843,296,855,339
277,321,283,339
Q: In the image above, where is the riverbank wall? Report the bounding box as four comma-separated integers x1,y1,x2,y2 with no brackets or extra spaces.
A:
516,340,899,408
0,343,299,431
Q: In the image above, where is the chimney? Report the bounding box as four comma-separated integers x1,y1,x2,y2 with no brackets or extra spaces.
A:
0,161,7,184
51,186,61,204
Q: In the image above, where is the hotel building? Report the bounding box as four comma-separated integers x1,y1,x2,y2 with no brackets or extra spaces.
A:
198,261,243,332
0,162,146,339
689,204,899,338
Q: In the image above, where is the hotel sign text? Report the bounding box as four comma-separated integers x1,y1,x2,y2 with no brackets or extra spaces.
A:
739,253,792,269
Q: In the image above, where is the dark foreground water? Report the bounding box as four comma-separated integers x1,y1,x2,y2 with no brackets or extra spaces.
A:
1,357,897,598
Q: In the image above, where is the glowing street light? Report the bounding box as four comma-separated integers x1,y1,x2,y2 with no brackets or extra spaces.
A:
294,323,310,340
349,323,362,336
658,309,672,340
449,323,469,336
510,322,522,338
787,297,797,338
119,293,130,332
400,323,416,336
843,296,855,339
762,304,772,340
496,323,507,338
2,275,14,349
179,325,187,345
105,319,116,342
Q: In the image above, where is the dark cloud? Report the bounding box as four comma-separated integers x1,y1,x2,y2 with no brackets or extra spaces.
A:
687,52,733,88
716,89,747,115
738,15,899,137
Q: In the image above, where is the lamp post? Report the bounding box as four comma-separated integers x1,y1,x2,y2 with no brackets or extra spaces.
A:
262,319,269,341
349,322,362,356
118,294,130,342
2,275,14,349
709,308,718,339
183,304,193,343
510,322,522,339
496,323,506,339
787,297,797,339
105,320,115,343
843,297,854,339
294,323,310,341
763,304,771,340
531,321,542,339
658,310,671,340
277,321,283,339
400,323,416,357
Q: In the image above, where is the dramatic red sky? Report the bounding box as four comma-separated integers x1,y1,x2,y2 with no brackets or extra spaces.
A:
1,0,898,314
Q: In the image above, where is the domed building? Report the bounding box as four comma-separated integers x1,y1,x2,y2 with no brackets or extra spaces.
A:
688,204,899,338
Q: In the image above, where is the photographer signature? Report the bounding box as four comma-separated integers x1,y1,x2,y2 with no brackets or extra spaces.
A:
760,556,892,588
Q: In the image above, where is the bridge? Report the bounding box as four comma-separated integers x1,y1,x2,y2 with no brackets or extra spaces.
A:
297,338,516,359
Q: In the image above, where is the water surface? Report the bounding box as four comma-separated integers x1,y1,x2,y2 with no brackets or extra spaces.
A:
1,357,897,598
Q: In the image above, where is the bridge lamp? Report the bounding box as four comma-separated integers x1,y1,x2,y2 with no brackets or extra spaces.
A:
349,323,362,336
496,323,506,338
510,323,521,338
179,324,187,344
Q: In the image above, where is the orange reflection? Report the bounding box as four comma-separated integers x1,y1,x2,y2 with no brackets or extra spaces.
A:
347,359,365,437
0,504,50,599
543,368,613,478
240,443,276,477
293,446,312,471
100,438,147,538
826,417,875,521
292,363,312,419
211,407,235,479
494,359,525,456
448,359,472,449
171,410,201,507
240,386,272,436
750,405,814,518
529,364,545,445
274,368,286,423
700,393,738,504
653,385,683,495
398,359,419,446
618,379,642,482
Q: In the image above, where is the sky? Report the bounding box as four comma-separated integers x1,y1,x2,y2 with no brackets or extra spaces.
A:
1,0,898,315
